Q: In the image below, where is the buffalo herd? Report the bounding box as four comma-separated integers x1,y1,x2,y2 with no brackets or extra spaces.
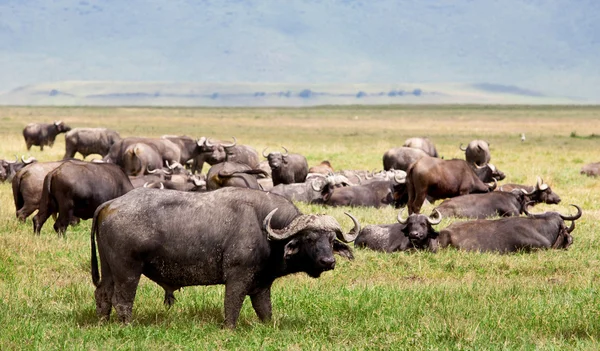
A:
0,122,588,328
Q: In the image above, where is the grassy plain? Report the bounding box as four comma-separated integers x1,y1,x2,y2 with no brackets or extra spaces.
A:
0,105,599,350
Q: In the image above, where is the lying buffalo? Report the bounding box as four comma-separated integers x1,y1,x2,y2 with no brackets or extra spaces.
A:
12,161,65,222
580,162,600,177
355,209,442,252
23,121,72,151
438,204,582,253
33,160,133,235
498,177,560,205
324,172,406,208
91,187,360,328
434,189,533,219
460,140,491,166
406,156,497,214
63,128,121,159
206,162,269,190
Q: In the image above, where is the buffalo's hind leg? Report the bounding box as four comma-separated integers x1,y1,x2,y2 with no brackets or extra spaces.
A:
95,273,115,322
112,263,143,324
250,287,272,323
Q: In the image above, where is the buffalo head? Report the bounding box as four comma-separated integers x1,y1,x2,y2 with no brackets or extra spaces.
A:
263,147,289,170
54,120,72,133
397,209,442,241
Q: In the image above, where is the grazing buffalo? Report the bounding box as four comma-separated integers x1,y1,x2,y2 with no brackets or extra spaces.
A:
206,162,269,190
383,147,428,171
406,156,497,214
434,189,534,219
324,173,407,208
355,209,442,252
581,162,600,177
23,121,72,151
403,137,438,157
263,147,309,186
438,205,582,253
33,161,133,235
63,128,121,159
12,161,64,221
309,160,334,175
105,137,181,169
498,177,561,205
1,156,37,183
460,140,491,166
91,187,360,328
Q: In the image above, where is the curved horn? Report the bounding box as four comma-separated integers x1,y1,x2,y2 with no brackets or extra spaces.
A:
166,160,174,169
487,178,497,191
394,171,407,184
281,146,288,157
222,136,237,148
426,209,443,225
566,220,575,233
204,138,214,147
192,177,206,187
311,180,324,192
337,212,361,243
147,166,158,174
159,182,164,190
559,204,582,221
262,147,270,158
264,209,310,241
364,171,373,180
6,155,18,164
21,155,36,164
397,209,408,225
522,201,536,216
536,176,549,191
143,182,150,188
196,137,206,147
459,143,467,151
54,120,63,126
520,187,536,196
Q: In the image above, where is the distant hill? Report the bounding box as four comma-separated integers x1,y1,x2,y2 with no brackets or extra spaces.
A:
0,0,598,104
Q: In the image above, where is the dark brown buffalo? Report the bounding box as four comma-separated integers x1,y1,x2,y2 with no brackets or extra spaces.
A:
206,162,269,190
460,140,491,166
12,161,65,221
324,173,406,208
403,137,438,157
497,177,561,205
1,156,37,183
263,147,308,186
355,209,442,252
580,162,600,177
63,128,121,159
406,156,497,214
161,135,206,170
434,189,535,219
473,163,506,182
91,187,360,328
23,121,71,151
438,205,582,253
309,160,334,175
33,160,133,235
383,147,428,171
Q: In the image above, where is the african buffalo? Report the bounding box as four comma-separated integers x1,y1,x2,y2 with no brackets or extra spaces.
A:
309,161,334,175
63,128,121,159
460,140,491,166
581,162,600,177
403,137,438,157
206,162,269,190
269,173,352,204
434,189,534,219
406,156,497,214
1,156,37,183
324,172,407,208
12,161,65,221
355,209,442,252
121,143,164,176
202,137,260,169
263,147,309,186
498,177,560,205
383,147,428,171
105,137,181,169
91,187,360,328
33,160,133,235
473,163,506,182
23,121,72,151
438,205,582,253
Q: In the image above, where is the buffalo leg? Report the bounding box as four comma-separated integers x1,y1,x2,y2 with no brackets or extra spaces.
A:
95,271,115,321
16,203,37,222
409,191,427,214
250,287,272,322
223,279,251,328
33,211,51,235
112,268,142,324
54,203,73,236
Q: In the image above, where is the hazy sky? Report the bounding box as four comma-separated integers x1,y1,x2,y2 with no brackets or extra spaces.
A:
1,0,598,101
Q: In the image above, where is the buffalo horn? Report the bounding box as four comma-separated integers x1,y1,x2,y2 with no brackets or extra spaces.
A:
222,136,237,148
459,143,467,151
159,182,164,189
337,212,361,243
262,147,270,158
147,166,158,174
311,180,324,192
522,201,536,216
196,137,207,147
487,178,497,191
397,208,408,224
559,204,582,221
21,156,36,164
536,176,549,191
204,138,215,147
566,220,575,233
6,155,18,164
281,146,289,157
143,182,150,188
54,120,63,126
426,209,443,225
393,171,406,184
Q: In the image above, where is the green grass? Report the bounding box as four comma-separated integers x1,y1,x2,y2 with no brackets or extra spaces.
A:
1,105,600,350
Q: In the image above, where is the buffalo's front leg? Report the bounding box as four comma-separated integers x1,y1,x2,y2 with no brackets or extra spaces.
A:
250,287,272,323
223,279,251,329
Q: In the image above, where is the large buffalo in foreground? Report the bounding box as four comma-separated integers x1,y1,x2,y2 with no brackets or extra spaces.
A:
406,156,497,214
438,205,582,253
63,128,121,159
383,147,428,171
263,147,308,186
460,140,491,166
498,177,560,205
33,160,133,235
91,187,360,328
12,161,65,221
403,137,438,157
23,121,71,151
355,209,442,252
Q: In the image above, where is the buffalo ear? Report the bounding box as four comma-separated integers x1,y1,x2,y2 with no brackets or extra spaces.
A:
333,240,354,260
284,238,300,259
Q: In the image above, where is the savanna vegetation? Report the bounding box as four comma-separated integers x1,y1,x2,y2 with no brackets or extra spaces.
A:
0,105,599,350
